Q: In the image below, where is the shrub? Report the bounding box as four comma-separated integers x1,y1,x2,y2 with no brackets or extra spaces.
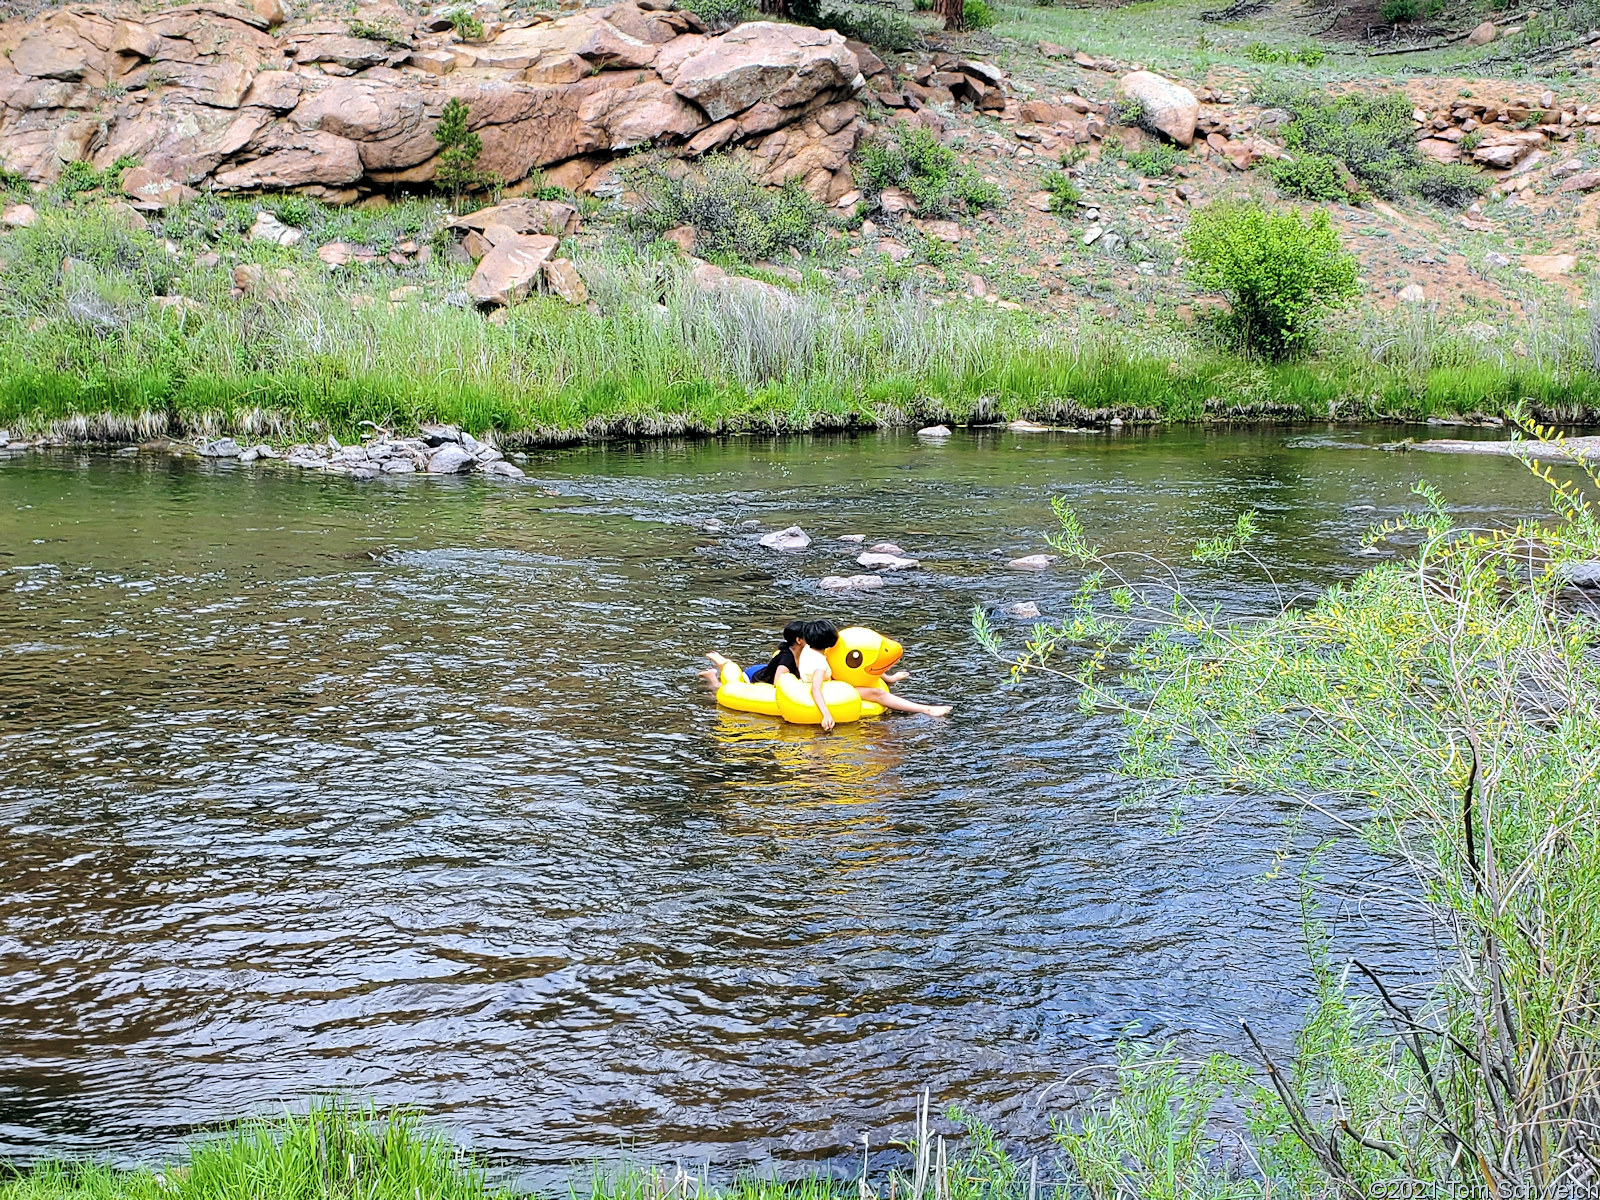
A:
1379,0,1421,19
963,0,998,27
855,125,1003,218
446,7,485,38
1183,200,1360,360
628,155,825,260
1265,87,1422,200
815,2,920,48
678,0,753,30
347,16,409,45
1245,41,1326,64
1122,143,1184,177
1041,169,1081,212
1266,150,1350,201
52,160,103,199
1407,160,1487,208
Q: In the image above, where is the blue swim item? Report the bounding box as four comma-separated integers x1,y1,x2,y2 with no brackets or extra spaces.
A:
744,663,764,683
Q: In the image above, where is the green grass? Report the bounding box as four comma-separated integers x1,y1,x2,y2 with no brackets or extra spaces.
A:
4,194,1600,444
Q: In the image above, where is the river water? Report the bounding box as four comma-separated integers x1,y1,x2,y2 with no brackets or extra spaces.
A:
0,428,1563,1174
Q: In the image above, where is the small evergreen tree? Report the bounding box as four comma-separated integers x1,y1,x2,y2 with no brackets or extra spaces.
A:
434,97,485,211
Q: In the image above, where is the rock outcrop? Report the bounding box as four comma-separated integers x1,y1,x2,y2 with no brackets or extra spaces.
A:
0,1,866,200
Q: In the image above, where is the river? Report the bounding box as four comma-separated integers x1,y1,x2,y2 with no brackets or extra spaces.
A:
0,426,1562,1175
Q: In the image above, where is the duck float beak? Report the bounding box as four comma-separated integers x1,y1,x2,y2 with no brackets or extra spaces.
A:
867,638,903,675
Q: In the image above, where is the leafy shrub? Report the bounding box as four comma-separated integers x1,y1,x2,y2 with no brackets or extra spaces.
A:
0,166,29,194
1122,143,1184,177
963,0,998,28
1407,160,1488,208
629,155,825,260
1379,0,1421,20
1041,170,1081,212
856,125,1002,218
446,7,485,38
815,2,919,48
1183,200,1360,360
1265,87,1423,201
1266,151,1350,201
678,0,753,30
266,194,313,228
54,160,102,198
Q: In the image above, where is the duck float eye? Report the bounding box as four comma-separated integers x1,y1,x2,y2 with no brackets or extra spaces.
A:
846,650,863,668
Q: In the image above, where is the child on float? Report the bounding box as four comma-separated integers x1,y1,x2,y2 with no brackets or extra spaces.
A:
797,620,953,731
702,621,805,689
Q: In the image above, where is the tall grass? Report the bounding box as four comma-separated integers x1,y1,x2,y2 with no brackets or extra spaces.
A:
4,198,1600,443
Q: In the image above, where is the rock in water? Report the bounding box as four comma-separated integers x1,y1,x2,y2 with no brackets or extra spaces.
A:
839,534,866,543
857,552,918,570
760,525,811,551
1007,554,1055,571
199,437,242,458
868,542,905,556
481,460,527,478
918,425,953,438
427,445,476,474
420,424,461,446
1114,71,1198,147
1003,601,1041,618
822,574,885,591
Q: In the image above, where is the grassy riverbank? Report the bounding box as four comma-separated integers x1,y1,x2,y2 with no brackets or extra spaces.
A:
0,1106,855,1200
6,196,1600,447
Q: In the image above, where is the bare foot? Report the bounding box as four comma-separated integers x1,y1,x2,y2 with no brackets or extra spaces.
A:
699,668,720,689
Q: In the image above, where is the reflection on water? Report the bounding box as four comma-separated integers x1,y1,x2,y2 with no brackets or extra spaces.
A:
0,428,1563,1173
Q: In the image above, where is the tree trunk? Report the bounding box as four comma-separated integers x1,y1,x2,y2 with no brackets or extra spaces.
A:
936,0,965,30
760,0,785,14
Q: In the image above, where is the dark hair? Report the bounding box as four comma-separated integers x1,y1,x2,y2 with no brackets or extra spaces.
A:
782,621,806,646
802,619,838,650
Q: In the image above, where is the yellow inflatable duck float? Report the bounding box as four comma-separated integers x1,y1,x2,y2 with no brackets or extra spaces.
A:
715,627,905,726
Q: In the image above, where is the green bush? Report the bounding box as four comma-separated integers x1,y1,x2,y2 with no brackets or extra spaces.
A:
1379,0,1422,20
434,97,492,208
1266,151,1350,201
1244,41,1325,64
1184,200,1361,360
445,7,485,38
1407,161,1488,209
815,2,919,48
855,125,1002,218
628,155,825,260
1122,143,1185,177
678,0,753,30
1041,170,1081,212
1265,87,1423,201
963,0,998,27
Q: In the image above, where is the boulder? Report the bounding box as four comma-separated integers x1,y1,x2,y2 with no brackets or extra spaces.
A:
249,210,303,246
1398,283,1426,304
1559,169,1600,193
917,425,952,438
420,424,461,445
868,542,905,555
121,166,198,208
1113,71,1198,147
1466,20,1496,45
541,257,588,304
1472,130,1545,168
759,525,811,551
1007,554,1055,571
1417,138,1461,164
821,574,885,591
199,437,243,457
670,22,861,122
857,551,918,570
481,459,527,478
466,232,558,305
1,203,39,228
11,31,94,82
838,533,865,543
317,241,379,266
427,444,476,473
1003,601,1041,618
449,198,580,237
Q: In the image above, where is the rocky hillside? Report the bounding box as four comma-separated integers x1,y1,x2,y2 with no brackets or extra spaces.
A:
0,0,901,201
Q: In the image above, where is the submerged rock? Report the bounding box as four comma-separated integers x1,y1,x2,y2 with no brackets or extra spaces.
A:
759,525,811,551
838,533,866,543
868,542,906,556
917,425,952,439
1003,601,1041,618
481,459,527,478
822,573,885,591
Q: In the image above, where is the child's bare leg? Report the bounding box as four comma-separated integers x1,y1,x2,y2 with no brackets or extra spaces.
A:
706,651,733,669
859,687,952,717
699,668,721,690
